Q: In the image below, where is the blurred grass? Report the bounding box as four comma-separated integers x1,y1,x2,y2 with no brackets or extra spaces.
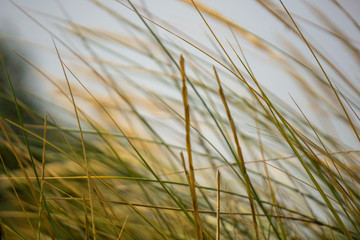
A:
1,0,360,239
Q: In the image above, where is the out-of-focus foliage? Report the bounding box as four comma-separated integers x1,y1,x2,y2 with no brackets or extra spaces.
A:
0,1,359,239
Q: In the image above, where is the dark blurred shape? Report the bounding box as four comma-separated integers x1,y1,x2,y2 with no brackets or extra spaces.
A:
0,39,39,170
0,39,34,119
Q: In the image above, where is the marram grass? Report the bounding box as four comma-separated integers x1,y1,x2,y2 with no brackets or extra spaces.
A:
1,0,360,239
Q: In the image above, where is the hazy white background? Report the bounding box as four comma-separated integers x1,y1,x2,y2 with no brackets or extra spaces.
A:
1,0,359,147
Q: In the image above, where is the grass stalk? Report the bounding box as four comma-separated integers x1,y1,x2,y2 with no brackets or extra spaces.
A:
2,1,359,239
213,66,259,240
180,55,204,240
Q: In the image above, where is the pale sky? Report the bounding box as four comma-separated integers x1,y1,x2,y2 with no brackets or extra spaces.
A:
1,0,359,147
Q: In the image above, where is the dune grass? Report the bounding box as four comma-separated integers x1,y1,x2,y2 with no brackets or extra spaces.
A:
1,0,360,239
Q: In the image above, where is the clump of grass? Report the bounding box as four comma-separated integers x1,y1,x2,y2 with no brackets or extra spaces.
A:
1,0,360,239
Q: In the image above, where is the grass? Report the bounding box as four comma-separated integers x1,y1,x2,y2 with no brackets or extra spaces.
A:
0,0,360,239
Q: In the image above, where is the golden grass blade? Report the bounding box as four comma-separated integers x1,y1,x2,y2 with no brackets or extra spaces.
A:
180,55,203,240
213,66,259,240
117,215,129,240
2,0,359,238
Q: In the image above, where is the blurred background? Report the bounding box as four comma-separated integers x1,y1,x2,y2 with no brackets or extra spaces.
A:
1,0,360,148
1,1,360,239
